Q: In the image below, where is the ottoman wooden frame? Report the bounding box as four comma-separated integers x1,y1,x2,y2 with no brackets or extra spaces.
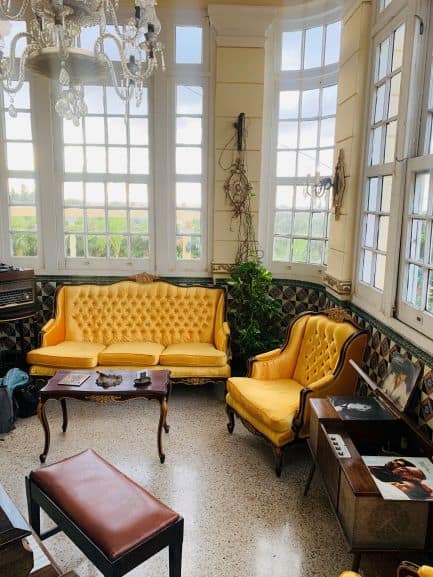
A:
26,450,184,577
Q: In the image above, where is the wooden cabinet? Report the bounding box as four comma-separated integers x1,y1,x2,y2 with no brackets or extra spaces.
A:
306,398,433,571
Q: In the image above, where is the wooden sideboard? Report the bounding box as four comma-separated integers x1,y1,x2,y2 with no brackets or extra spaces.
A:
305,398,433,571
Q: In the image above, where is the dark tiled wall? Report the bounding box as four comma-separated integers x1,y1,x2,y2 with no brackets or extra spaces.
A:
1,275,433,437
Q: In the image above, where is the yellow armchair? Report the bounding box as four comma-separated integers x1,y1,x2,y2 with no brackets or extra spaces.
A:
340,562,433,577
226,309,367,476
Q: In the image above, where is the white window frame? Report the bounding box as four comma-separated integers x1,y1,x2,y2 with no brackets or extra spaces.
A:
260,8,341,282
0,10,212,278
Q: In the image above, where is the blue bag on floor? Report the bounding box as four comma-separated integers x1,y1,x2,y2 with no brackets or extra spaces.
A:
0,368,32,421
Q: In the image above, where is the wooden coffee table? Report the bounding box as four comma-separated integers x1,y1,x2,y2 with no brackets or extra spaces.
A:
37,370,171,464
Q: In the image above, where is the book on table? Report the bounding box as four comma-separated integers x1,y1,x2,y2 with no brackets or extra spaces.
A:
58,373,91,387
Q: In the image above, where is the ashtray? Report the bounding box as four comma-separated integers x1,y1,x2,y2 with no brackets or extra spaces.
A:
96,372,123,389
134,376,151,388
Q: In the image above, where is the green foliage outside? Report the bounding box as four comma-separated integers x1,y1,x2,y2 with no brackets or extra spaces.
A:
227,260,282,366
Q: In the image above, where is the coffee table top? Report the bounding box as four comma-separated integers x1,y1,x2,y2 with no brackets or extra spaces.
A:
41,370,170,399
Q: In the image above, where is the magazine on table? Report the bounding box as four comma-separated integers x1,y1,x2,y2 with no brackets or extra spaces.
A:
363,456,433,501
328,396,395,420
58,373,91,387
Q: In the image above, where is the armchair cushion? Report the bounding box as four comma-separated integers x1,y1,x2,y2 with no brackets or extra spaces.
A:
159,343,227,367
227,377,304,443
98,342,164,366
27,341,105,369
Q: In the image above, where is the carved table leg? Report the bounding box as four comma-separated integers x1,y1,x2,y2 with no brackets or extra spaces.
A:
37,399,50,464
303,462,316,496
60,398,68,433
164,384,171,433
158,398,167,464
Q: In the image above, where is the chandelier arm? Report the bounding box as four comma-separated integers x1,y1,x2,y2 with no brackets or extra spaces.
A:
1,36,34,94
104,0,136,42
96,33,155,82
0,0,30,21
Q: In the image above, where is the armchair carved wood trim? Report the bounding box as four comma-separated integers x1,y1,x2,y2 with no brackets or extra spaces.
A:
226,309,368,476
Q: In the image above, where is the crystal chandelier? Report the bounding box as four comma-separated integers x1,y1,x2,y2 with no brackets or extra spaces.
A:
0,0,165,124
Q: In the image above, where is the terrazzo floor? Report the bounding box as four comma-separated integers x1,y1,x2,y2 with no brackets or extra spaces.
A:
0,384,414,577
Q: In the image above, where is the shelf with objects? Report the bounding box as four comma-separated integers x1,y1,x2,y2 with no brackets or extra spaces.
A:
304,358,433,573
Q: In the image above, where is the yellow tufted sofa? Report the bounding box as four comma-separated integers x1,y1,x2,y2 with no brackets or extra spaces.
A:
27,280,231,384
226,309,367,476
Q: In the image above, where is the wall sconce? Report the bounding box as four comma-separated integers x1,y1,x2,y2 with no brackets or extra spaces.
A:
304,149,346,220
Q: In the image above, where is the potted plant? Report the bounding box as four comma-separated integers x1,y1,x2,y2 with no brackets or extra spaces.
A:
227,260,282,374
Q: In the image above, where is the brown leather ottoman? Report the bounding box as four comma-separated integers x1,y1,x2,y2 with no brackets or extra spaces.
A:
25,449,184,577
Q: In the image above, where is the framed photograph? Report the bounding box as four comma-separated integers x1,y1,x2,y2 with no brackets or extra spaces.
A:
377,353,421,412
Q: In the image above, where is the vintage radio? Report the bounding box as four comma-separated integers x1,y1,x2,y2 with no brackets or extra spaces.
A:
0,267,37,321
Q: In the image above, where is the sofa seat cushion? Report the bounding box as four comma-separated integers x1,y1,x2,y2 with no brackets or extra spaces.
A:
98,342,164,366
159,343,227,367
27,341,105,369
227,377,303,435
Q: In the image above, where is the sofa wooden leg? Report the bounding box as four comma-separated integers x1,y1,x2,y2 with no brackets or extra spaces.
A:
273,446,283,477
226,405,235,434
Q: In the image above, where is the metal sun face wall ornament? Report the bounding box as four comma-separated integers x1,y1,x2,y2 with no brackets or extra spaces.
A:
0,0,165,124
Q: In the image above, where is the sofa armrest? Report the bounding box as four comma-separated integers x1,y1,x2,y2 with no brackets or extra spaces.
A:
215,321,230,352
41,317,65,347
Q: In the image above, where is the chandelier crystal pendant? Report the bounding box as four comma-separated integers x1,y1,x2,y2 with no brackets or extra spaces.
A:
0,0,165,124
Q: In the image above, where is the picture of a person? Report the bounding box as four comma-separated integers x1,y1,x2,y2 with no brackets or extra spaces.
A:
379,355,417,411
369,458,433,501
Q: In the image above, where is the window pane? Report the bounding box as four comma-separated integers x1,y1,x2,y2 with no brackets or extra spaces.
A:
276,186,294,209
310,240,324,263
106,87,125,115
302,90,320,118
129,184,148,207
176,147,202,174
381,176,392,212
413,173,430,214
388,73,401,118
86,146,106,172
293,212,310,236
87,209,106,232
130,210,148,233
279,91,299,119
129,147,149,174
304,27,323,69
107,117,126,145
297,150,316,177
64,208,84,232
361,250,373,284
109,235,128,257
295,187,311,209
292,238,308,261
409,219,426,262
9,178,36,204
65,235,85,257
107,182,126,206
367,177,379,211
86,182,105,206
324,21,341,66
374,83,386,123
278,121,298,148
129,118,148,145
281,30,302,70
176,210,201,234
364,214,376,248
9,206,37,230
84,86,104,114
176,27,202,64
85,117,105,144
176,236,201,259
369,126,382,165
299,121,318,148
11,233,37,256
64,146,83,172
392,24,405,71
177,86,203,115
63,120,84,144
405,264,424,308
5,112,32,140
108,147,127,173
63,183,84,206
375,253,386,290
131,236,149,258
377,216,389,252
176,183,201,208
318,149,333,176
273,237,291,261
384,120,397,163
177,117,202,144
7,142,34,171
320,118,335,147
108,210,127,233
427,272,433,313
277,151,296,177
88,235,107,257
377,36,390,82
311,212,325,236
322,85,337,116
274,212,292,235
